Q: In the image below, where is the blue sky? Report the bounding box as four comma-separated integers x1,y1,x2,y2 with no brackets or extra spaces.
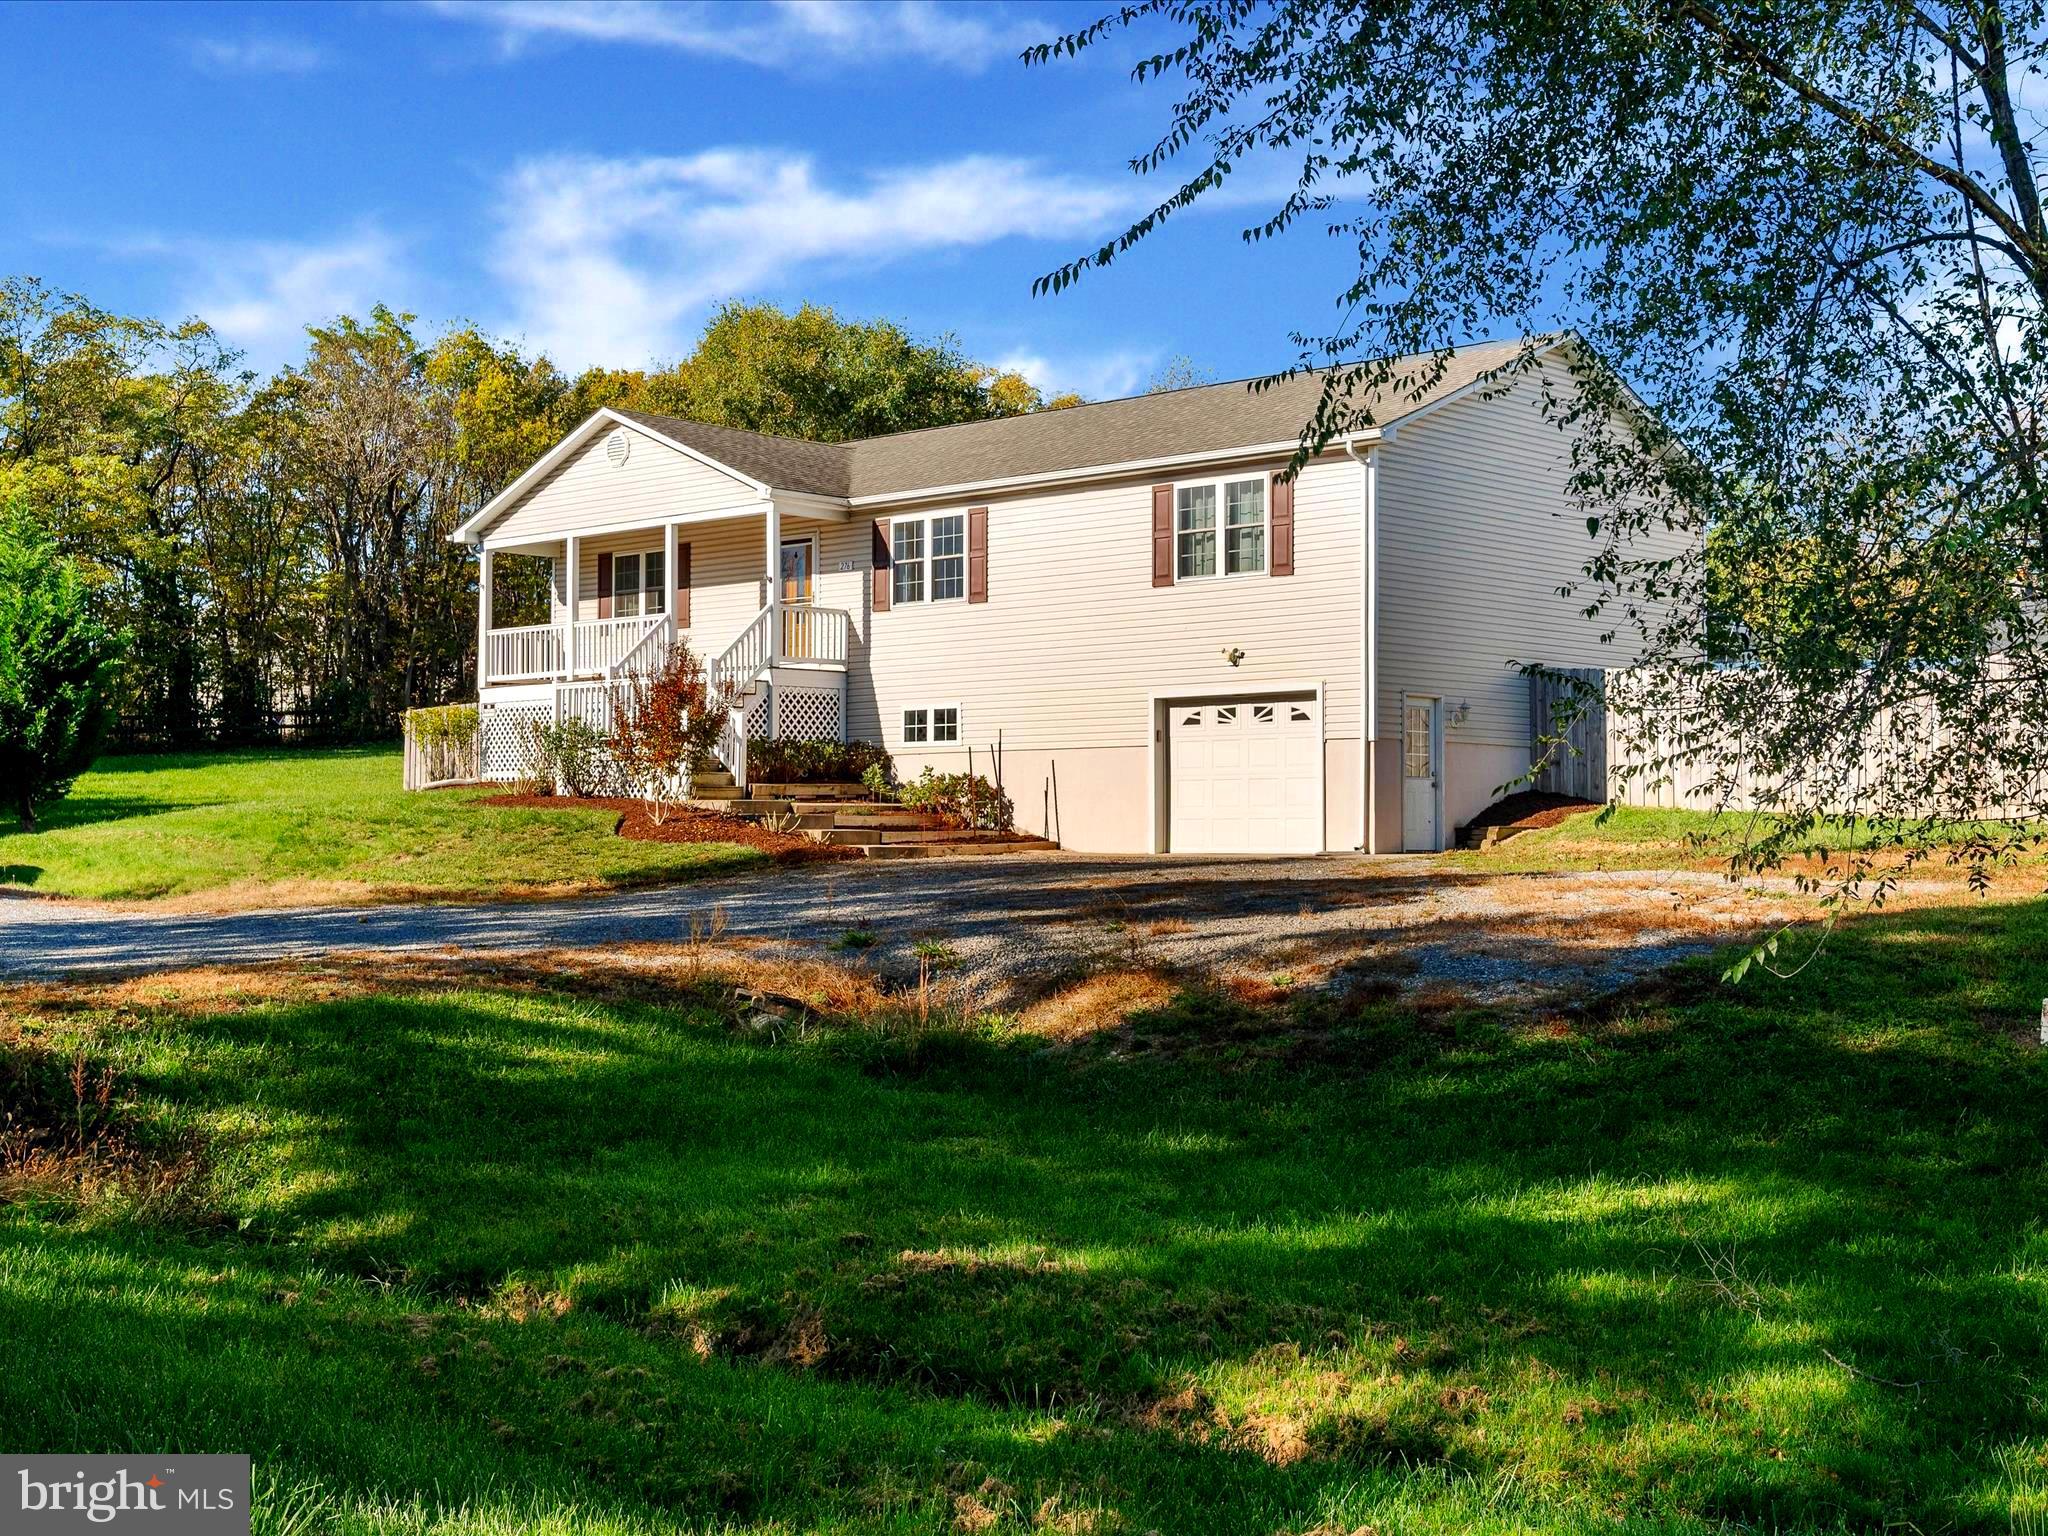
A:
0,0,1363,401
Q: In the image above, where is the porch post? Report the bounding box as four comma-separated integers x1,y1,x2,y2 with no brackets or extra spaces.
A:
477,545,493,690
764,497,782,665
565,534,580,678
663,520,679,647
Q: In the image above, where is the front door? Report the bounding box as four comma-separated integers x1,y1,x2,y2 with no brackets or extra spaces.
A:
779,538,814,657
1402,697,1440,851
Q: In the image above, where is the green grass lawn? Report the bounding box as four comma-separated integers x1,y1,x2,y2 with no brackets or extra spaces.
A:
0,747,767,905
5,902,2048,1532
1445,802,2048,878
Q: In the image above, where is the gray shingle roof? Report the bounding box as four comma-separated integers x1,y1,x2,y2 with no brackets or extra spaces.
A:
614,338,1535,503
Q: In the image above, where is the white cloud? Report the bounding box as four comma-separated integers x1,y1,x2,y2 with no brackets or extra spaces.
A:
426,0,1039,73
994,348,1154,402
188,35,326,74
109,228,408,368
491,150,1132,368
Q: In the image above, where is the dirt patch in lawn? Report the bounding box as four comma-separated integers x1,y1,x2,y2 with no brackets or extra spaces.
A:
1461,791,1603,836
478,794,855,862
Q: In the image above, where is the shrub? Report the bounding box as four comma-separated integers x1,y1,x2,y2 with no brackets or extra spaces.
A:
404,704,479,784
860,761,892,798
747,737,892,785
610,642,729,819
0,505,128,831
897,767,1013,831
528,718,611,797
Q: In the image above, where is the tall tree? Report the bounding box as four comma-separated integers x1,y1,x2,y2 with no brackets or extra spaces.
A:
0,504,126,830
1034,0,2048,884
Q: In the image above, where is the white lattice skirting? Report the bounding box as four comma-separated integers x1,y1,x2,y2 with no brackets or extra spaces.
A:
776,687,842,742
480,704,550,780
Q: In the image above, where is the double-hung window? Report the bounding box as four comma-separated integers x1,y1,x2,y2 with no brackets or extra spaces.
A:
1176,477,1265,578
611,550,666,618
891,514,966,604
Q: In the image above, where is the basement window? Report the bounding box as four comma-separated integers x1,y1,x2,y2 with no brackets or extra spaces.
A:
902,705,961,745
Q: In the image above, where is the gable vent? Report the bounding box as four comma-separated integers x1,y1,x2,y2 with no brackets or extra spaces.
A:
604,428,631,468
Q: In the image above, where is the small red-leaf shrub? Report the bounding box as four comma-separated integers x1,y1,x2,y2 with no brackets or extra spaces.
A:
610,643,730,819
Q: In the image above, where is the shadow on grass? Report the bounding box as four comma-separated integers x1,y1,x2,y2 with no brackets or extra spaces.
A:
6,897,2048,1531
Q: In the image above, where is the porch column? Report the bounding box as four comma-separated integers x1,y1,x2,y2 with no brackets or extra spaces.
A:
764,498,781,664
663,520,679,647
477,545,493,690
565,534,580,677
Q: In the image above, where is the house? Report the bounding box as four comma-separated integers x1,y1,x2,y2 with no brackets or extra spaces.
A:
452,337,1664,855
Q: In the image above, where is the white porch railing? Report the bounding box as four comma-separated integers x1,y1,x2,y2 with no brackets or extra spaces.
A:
710,606,774,697
575,615,664,675
485,622,566,682
780,605,849,665
483,615,665,684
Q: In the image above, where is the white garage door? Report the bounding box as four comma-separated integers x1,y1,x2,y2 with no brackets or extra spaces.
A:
1166,694,1322,854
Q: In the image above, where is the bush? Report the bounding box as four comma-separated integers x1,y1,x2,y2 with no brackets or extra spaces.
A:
747,738,892,785
404,704,479,785
528,718,612,797
897,767,1013,831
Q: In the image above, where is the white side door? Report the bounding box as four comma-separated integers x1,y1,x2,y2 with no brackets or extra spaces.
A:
1402,697,1440,851
1167,695,1322,854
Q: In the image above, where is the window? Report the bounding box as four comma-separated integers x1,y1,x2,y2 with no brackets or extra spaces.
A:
891,515,966,604
1176,477,1265,578
902,705,962,744
610,550,665,618
892,522,924,604
931,515,965,600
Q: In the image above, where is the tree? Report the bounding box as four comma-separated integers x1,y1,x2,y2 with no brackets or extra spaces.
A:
1147,355,1216,393
0,505,126,830
625,301,1067,440
608,643,729,821
1033,1,2048,890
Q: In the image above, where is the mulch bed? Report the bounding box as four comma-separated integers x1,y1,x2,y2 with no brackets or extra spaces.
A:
478,794,855,862
1460,790,1603,836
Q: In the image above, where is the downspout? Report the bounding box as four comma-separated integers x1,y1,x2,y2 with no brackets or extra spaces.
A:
1343,431,1384,854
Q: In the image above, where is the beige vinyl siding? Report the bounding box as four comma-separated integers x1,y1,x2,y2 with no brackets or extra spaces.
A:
1374,368,1684,756
827,456,1363,754
485,423,761,545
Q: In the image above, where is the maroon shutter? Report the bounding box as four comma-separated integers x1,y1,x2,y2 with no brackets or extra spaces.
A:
1270,472,1295,577
871,519,891,612
596,552,613,618
676,543,691,627
967,506,988,604
1151,484,1175,587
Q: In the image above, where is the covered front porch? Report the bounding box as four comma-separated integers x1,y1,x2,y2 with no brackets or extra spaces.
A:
475,502,857,783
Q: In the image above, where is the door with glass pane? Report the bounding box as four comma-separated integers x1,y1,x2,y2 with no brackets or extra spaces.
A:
1401,697,1440,851
779,538,814,658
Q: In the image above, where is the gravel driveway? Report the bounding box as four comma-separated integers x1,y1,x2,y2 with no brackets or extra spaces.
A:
0,855,1808,1004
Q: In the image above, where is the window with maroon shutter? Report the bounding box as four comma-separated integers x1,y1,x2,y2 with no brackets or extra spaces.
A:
871,519,891,612
967,506,988,603
1151,484,1174,586
1270,471,1295,577
596,552,613,618
677,543,691,626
